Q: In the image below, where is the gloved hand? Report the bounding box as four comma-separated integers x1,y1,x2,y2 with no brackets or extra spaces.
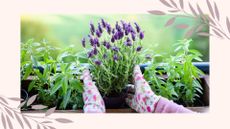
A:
81,69,105,113
126,65,161,113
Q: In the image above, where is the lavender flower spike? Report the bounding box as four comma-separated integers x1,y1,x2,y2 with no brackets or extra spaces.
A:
87,51,94,58
134,22,141,33
113,54,119,61
112,46,119,52
94,59,102,66
81,37,86,48
98,23,103,33
136,46,142,52
96,29,101,38
90,22,95,34
139,31,144,40
101,19,106,28
131,32,136,41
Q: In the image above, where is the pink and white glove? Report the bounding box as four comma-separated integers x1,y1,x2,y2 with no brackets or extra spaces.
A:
81,69,105,113
126,65,161,113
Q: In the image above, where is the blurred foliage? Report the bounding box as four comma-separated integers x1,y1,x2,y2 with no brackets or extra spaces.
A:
21,14,209,61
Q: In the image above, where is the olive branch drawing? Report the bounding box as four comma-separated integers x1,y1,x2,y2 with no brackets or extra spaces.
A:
148,0,230,40
0,95,73,129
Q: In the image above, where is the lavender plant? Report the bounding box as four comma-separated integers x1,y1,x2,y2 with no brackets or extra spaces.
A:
82,19,146,96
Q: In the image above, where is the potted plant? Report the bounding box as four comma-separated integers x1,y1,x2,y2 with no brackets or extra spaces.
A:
81,19,147,108
21,39,84,110
144,39,209,108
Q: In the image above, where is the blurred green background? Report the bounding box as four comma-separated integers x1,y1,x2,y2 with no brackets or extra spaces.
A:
21,14,209,61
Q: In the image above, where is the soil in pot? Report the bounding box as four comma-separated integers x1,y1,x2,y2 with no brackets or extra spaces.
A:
102,89,129,109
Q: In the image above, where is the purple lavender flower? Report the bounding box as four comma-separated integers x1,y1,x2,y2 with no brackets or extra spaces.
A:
113,54,118,61
101,19,106,28
136,46,142,52
112,46,119,52
93,47,98,55
115,22,122,32
134,22,141,33
121,20,127,30
103,41,111,49
81,37,86,48
103,54,107,59
124,37,132,46
118,31,124,39
124,41,132,46
87,51,94,58
90,22,95,35
96,29,101,37
98,23,103,33
126,37,131,42
94,59,102,66
131,32,136,41
139,31,144,40
89,36,94,46
106,23,111,34
94,38,100,47
111,36,115,43
114,32,119,40
112,28,115,34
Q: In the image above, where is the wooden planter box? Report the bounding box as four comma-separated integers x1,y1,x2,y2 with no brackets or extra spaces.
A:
21,74,209,113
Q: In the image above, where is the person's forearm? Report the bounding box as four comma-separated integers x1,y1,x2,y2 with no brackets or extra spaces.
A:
82,69,105,113
154,97,194,113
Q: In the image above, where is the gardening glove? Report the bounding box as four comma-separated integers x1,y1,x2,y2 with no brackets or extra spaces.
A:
81,69,105,113
126,65,161,113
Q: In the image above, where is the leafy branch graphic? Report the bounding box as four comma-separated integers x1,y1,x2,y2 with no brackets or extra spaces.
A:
148,0,230,40
0,95,73,129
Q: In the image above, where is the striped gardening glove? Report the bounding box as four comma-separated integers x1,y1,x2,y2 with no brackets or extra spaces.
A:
81,69,105,113
126,65,161,113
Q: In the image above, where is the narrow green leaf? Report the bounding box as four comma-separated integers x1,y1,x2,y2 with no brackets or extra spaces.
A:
50,80,62,95
23,63,32,80
28,80,36,92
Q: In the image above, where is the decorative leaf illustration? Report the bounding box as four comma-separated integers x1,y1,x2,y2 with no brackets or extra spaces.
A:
165,17,176,27
4,107,14,119
55,118,73,123
176,24,189,29
44,126,48,129
148,10,166,15
189,3,197,16
196,24,204,32
214,2,220,21
18,101,26,108
1,112,7,129
185,27,195,38
27,94,38,106
0,96,8,104
45,107,56,117
196,4,207,22
207,16,216,25
22,115,32,129
48,126,56,129
14,112,24,129
168,9,180,13
37,124,41,129
41,121,53,124
6,115,13,129
226,17,230,34
31,104,48,110
206,0,215,19
198,32,211,37
212,29,223,38
169,0,177,8
8,97,24,101
179,0,184,9
159,0,172,8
